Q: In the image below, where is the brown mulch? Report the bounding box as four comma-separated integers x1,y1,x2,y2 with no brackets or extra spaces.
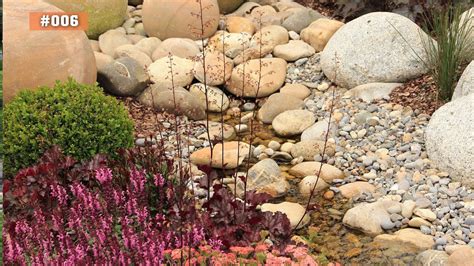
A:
389,75,446,116
121,97,168,138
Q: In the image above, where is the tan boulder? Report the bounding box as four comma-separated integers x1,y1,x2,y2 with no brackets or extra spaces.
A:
298,175,330,196
194,52,234,86
448,246,474,266
226,16,256,34
273,40,315,61
152,38,200,61
90,40,100,52
99,29,133,57
135,37,162,57
251,25,289,49
289,162,344,183
196,121,236,141
228,2,260,17
190,141,252,169
232,45,273,65
189,83,230,112
226,58,287,97
301,18,344,52
374,229,435,252
3,0,96,103
94,52,114,72
257,93,304,123
143,0,220,40
290,140,336,161
137,86,205,120
127,34,146,44
261,202,310,229
279,83,311,99
208,31,252,58
147,56,194,89
339,182,376,199
114,44,153,68
272,110,315,137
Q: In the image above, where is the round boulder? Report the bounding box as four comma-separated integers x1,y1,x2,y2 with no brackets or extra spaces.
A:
217,0,244,14
138,86,206,120
226,58,287,98
321,12,432,88
452,60,474,100
3,0,96,103
272,110,315,137
45,0,127,39
425,94,474,187
147,56,194,89
194,52,233,86
97,57,150,97
143,0,220,41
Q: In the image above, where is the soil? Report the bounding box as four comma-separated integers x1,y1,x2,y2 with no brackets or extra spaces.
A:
389,75,446,116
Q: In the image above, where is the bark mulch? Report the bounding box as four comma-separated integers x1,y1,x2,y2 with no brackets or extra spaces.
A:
389,75,446,116
121,97,168,138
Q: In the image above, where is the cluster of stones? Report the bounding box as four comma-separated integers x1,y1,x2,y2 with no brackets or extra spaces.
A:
70,0,474,258
4,0,474,262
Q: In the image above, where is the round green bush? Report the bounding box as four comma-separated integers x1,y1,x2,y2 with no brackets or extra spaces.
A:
4,78,134,177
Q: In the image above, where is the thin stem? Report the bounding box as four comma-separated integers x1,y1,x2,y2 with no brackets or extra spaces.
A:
292,55,338,232
197,0,214,202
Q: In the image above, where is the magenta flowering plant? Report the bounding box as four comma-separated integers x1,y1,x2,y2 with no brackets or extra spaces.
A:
3,147,205,264
3,146,293,264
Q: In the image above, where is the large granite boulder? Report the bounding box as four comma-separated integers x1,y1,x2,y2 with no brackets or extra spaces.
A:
3,0,96,103
321,12,432,88
45,0,127,39
425,94,474,187
452,60,474,100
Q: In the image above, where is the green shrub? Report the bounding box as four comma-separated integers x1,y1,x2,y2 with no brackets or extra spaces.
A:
3,78,134,177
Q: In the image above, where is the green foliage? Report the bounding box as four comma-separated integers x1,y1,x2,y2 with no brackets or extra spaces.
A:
3,78,134,177
419,4,473,100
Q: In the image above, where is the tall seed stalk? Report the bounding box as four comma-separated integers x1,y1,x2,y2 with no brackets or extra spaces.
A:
293,55,339,231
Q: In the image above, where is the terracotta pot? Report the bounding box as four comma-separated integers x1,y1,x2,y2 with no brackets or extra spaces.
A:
45,0,128,39
143,0,220,40
3,0,97,103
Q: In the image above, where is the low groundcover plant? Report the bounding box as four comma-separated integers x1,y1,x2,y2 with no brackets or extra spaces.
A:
3,146,317,265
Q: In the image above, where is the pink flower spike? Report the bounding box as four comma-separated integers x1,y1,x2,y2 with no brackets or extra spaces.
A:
95,167,113,184
153,173,165,187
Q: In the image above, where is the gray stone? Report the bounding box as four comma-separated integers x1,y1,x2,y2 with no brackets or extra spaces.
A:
425,94,474,187
98,57,149,96
281,8,324,33
452,60,474,100
242,158,290,198
344,83,402,102
301,118,337,141
321,12,432,88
